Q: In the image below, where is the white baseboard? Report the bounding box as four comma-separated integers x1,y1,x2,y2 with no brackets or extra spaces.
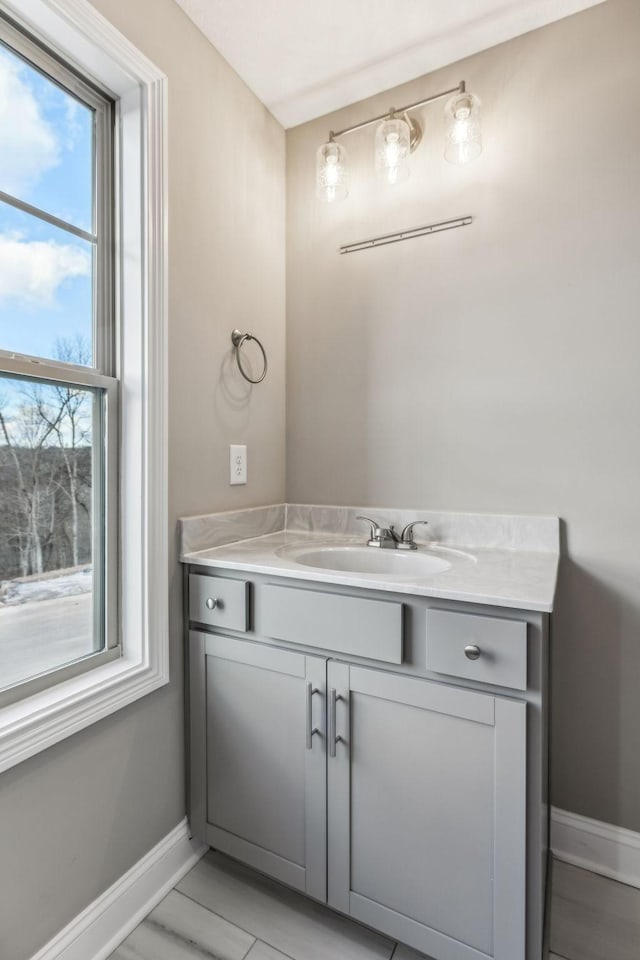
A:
551,806,640,889
30,818,207,960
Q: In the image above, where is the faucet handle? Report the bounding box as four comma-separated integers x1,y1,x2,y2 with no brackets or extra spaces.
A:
399,520,428,549
356,516,380,540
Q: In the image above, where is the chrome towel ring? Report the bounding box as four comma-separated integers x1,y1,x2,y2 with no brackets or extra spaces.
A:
231,329,268,384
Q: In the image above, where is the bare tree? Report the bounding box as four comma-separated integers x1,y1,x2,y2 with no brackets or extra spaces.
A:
0,394,62,576
0,337,93,581
34,336,92,567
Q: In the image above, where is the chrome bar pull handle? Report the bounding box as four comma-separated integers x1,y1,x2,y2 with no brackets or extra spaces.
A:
305,682,319,750
329,688,345,758
329,687,337,757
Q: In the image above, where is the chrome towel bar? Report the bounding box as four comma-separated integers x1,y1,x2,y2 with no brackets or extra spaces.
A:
339,215,472,254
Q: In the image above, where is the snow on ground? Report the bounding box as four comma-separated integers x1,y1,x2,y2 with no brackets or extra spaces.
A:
0,567,92,605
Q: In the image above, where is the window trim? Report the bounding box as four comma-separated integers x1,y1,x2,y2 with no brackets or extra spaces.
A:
0,0,168,772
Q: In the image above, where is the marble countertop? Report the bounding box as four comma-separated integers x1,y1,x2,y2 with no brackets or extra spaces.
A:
181,526,559,613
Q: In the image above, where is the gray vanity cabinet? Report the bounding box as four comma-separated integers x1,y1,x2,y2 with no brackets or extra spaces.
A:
187,568,545,960
188,631,328,901
326,661,526,960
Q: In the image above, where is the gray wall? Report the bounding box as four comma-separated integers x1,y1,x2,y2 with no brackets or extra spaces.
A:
286,0,640,832
0,2,285,957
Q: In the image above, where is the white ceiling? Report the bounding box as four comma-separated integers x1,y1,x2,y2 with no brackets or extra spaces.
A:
174,0,605,128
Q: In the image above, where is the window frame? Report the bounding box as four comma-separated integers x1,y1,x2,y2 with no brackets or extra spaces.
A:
0,0,168,771
0,16,119,704
0,360,120,707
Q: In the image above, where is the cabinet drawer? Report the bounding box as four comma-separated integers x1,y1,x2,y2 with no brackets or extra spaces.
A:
426,608,527,690
261,584,403,664
189,573,249,632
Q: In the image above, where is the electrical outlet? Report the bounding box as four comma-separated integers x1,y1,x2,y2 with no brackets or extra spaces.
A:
229,444,247,485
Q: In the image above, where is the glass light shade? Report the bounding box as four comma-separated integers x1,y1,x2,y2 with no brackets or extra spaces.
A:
316,140,348,202
444,92,482,164
375,116,411,184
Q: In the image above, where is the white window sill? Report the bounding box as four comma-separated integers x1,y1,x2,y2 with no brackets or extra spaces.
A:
0,652,168,773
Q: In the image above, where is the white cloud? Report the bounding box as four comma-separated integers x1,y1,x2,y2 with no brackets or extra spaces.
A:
63,98,82,150
0,50,60,196
0,234,91,306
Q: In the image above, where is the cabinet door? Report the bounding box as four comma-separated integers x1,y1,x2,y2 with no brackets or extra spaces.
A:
327,663,526,960
189,631,327,901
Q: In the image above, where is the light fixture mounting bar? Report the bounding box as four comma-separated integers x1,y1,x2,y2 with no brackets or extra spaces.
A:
330,81,465,140
338,215,473,255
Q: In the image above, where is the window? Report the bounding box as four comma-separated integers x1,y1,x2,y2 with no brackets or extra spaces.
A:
0,16,118,704
0,0,168,771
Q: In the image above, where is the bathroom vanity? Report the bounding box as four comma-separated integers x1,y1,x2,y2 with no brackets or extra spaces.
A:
181,506,558,960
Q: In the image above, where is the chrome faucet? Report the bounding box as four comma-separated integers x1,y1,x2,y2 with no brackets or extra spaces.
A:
357,516,399,548
357,517,428,550
397,520,429,550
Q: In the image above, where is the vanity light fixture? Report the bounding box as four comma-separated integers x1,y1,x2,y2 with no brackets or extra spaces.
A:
316,80,481,201
444,91,482,163
315,137,349,202
374,111,413,184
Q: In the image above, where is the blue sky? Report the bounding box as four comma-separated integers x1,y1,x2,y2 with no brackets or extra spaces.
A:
0,41,94,365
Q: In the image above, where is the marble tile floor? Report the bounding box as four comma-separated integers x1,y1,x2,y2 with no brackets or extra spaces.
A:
108,850,640,960
549,860,640,960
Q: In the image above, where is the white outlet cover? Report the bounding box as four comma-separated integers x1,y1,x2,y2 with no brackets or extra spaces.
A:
229,444,247,485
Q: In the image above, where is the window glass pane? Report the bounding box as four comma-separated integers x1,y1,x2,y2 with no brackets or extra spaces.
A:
0,200,93,363
0,42,94,233
0,374,102,691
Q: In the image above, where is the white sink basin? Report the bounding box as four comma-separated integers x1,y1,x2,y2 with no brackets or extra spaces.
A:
276,544,454,578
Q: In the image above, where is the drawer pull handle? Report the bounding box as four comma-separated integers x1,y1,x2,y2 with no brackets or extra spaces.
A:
328,688,345,758
305,682,320,750
464,644,481,661
205,597,218,610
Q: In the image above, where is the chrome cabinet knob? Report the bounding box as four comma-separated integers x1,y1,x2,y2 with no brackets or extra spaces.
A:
464,644,481,661
205,597,218,610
